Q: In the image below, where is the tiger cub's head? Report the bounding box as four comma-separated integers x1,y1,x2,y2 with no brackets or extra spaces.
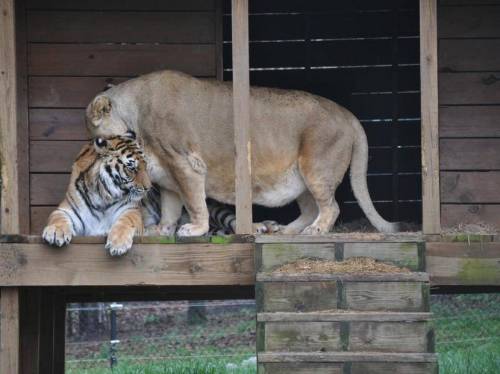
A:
77,131,152,205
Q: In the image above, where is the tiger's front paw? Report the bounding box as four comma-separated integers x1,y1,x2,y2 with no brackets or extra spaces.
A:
177,223,209,237
106,227,134,256
42,224,73,247
144,224,177,236
253,220,283,234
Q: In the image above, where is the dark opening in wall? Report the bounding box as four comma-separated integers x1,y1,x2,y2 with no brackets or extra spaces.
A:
223,0,422,226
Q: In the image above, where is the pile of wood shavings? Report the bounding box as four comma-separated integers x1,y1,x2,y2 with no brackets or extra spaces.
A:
273,257,410,274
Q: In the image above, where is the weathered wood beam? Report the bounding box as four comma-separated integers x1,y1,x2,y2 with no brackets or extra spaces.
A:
420,0,441,234
231,0,252,234
1,288,19,374
0,242,254,286
426,242,500,286
0,0,19,234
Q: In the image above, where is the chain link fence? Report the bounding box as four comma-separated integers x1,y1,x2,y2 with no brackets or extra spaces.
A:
65,300,257,373
66,294,499,373
431,293,500,374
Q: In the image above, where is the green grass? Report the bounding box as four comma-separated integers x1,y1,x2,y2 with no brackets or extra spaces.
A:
67,357,256,374
432,294,500,374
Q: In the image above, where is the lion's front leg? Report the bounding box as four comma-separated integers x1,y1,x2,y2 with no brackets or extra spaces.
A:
106,209,142,256
171,155,209,237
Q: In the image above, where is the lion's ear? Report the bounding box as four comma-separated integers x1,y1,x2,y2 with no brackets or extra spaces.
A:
88,96,112,125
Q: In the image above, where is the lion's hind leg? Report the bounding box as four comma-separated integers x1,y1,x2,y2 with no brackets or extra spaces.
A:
297,125,352,234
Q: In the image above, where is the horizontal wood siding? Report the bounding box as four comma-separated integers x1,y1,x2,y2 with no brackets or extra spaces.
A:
27,0,219,233
438,1,500,229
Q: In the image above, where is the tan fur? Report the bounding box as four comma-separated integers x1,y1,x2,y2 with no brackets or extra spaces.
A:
86,70,398,235
42,134,150,255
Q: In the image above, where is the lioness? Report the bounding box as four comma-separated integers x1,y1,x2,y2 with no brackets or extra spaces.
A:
86,70,398,236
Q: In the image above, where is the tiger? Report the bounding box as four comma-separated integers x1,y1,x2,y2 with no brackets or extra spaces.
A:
42,131,151,256
43,132,280,256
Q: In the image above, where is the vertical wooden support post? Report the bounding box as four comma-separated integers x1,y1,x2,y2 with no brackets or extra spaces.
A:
231,0,253,234
420,0,441,234
1,1,21,373
0,0,19,234
1,289,20,374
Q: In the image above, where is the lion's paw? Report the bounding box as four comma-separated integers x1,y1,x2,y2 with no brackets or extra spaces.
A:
106,229,134,256
177,223,209,237
42,224,73,247
144,224,177,236
301,224,326,235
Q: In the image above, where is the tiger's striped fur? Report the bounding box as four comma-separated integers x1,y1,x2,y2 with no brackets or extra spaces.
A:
42,131,150,256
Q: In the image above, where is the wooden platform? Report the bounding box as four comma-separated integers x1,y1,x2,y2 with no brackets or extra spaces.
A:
255,237,438,374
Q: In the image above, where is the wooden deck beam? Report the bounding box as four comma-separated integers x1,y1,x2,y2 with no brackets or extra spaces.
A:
0,241,254,286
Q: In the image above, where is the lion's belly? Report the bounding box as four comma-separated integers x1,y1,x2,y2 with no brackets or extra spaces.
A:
207,163,307,207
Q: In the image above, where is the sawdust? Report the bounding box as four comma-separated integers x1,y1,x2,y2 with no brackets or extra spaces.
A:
273,257,410,274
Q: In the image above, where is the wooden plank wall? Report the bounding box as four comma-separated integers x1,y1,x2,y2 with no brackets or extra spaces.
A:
439,0,500,229
25,0,220,234
223,0,422,224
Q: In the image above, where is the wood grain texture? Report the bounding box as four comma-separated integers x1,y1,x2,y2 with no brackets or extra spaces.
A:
258,352,438,363
231,0,252,234
29,44,216,77
440,140,500,171
29,77,128,108
27,11,215,43
0,0,20,234
257,243,336,272
0,242,254,286
440,106,500,138
30,109,88,141
263,322,341,352
30,141,85,173
343,242,420,270
16,0,30,235
255,234,425,243
258,363,342,374
26,0,215,10
439,39,500,72
30,207,54,235
427,242,500,286
259,282,337,313
0,288,20,374
349,322,429,353
441,172,500,203
420,0,441,234
439,5,500,38
439,73,500,105
257,312,432,323
345,282,425,312
441,204,500,229
30,174,68,206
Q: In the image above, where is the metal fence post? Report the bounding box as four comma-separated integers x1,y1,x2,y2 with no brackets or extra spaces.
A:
109,303,123,368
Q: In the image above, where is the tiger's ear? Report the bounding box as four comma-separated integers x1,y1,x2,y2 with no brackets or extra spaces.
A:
87,96,112,126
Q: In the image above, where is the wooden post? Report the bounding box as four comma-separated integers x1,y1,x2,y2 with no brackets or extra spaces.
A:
420,0,441,234
1,288,20,374
231,0,253,234
1,1,21,372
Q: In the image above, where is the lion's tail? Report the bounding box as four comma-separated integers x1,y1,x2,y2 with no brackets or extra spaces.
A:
349,117,399,233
